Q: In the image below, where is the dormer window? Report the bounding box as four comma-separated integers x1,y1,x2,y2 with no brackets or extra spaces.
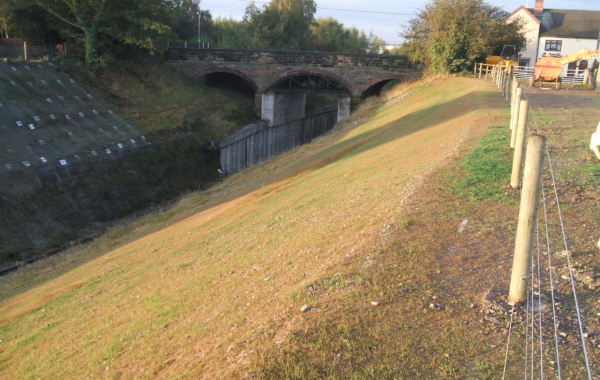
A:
544,40,562,51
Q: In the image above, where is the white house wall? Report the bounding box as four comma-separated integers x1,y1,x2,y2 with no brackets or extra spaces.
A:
508,8,540,66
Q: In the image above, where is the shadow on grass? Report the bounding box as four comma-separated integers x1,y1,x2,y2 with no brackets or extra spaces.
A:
0,82,504,303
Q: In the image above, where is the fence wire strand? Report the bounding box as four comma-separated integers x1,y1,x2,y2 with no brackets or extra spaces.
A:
524,88,593,380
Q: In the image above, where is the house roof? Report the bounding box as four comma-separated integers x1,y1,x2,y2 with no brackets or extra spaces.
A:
508,6,540,24
527,9,600,39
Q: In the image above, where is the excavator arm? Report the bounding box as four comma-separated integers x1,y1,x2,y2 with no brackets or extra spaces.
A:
559,49,600,65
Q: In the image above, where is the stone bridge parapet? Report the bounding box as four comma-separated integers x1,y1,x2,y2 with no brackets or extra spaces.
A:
167,47,417,98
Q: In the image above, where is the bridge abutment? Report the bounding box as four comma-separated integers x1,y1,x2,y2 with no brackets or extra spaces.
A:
261,93,306,126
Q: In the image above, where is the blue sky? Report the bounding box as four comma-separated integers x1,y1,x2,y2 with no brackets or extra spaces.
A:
201,0,600,45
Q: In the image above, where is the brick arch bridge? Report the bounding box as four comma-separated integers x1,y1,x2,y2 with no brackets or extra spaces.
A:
168,47,417,125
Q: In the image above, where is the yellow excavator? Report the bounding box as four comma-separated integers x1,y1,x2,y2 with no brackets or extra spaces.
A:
532,48,600,86
486,45,519,67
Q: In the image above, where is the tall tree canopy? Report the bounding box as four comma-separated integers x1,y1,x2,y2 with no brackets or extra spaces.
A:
244,0,316,50
402,0,525,73
311,17,386,54
30,0,175,63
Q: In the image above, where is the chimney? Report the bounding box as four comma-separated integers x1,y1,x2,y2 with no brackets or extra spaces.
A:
534,0,544,16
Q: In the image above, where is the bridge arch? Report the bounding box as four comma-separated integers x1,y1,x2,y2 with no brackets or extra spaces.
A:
264,69,355,94
360,75,408,98
193,67,259,94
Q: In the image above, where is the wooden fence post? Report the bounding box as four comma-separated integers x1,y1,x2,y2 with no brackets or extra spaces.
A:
583,69,590,87
485,65,489,80
505,72,512,102
23,41,28,61
511,98,528,149
510,80,519,120
508,135,546,304
511,99,530,188
510,88,523,131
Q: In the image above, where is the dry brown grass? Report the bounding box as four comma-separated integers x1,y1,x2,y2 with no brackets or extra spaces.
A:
0,77,525,379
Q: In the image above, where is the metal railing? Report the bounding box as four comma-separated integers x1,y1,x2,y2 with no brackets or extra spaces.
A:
477,63,598,88
167,41,211,49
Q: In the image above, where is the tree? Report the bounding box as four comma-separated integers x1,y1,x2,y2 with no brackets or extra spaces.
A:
168,0,214,42
0,1,14,38
310,17,386,53
31,0,175,63
402,0,525,73
244,0,316,50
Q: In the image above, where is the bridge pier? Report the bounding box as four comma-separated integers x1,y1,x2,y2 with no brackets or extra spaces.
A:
337,95,352,122
261,93,306,126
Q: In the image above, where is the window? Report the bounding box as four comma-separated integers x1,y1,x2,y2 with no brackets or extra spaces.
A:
545,40,562,51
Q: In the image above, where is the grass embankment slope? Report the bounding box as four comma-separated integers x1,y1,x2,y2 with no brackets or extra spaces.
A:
69,60,255,139
3,76,597,379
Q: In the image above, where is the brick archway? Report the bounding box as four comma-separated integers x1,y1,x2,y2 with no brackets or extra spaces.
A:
193,67,259,92
264,68,356,94
359,75,408,97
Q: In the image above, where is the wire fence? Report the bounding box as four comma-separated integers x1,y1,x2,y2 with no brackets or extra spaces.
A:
482,69,596,379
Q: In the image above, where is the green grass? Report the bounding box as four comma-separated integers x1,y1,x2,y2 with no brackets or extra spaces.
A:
449,127,514,203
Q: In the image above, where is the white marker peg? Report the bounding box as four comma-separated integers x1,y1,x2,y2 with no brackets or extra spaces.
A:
33,116,40,122
65,114,71,120
113,126,119,130
37,64,42,68
0,102,3,106
38,140,45,145
46,98,52,103
74,95,80,100
74,154,80,160
10,81,16,86
68,132,74,137
108,110,114,114
28,124,35,130
59,159,67,165
4,164,12,170
27,82,34,87
57,80,62,84
117,143,124,149
105,149,112,154
41,80,47,84
99,128,105,132
49,114,56,120
130,139,137,144
141,135,146,140
79,112,84,117
70,79,75,83
48,63,54,66
24,66,30,70
40,157,48,163
16,121,23,127
86,94,92,99
23,161,31,167
91,151,98,156
10,67,16,71
92,110,98,115
58,96,64,100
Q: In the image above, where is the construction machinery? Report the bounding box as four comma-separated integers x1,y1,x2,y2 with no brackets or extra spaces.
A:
531,48,600,87
486,45,519,67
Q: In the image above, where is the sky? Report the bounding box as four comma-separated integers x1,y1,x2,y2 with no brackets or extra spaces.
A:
201,0,600,45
